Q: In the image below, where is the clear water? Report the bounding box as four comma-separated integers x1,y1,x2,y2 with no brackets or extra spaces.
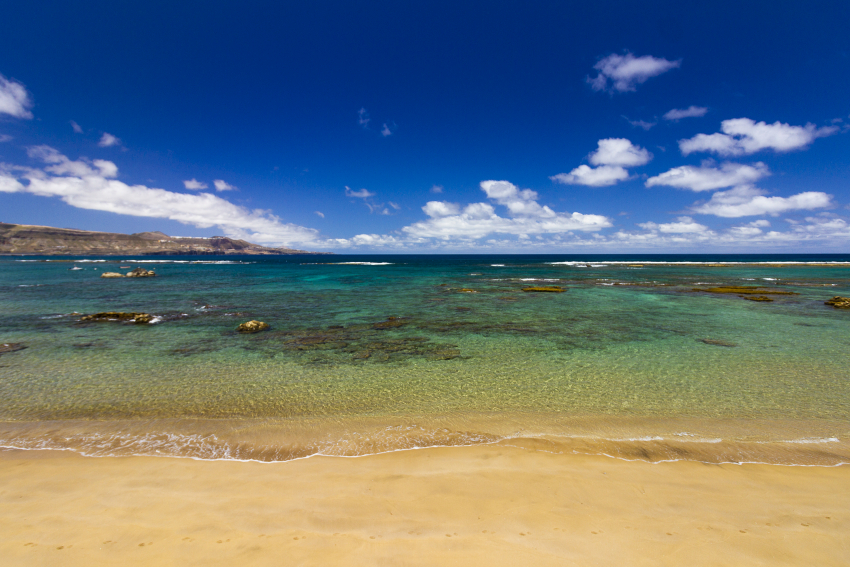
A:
1,254,849,465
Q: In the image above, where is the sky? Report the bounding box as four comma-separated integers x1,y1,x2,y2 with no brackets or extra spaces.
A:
1,0,849,253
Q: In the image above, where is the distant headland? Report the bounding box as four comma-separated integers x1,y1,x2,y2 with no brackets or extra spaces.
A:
0,223,330,255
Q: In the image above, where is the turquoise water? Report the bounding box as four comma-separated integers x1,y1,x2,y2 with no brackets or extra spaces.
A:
1,254,849,464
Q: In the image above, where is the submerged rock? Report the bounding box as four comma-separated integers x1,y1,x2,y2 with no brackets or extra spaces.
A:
522,286,565,293
126,267,156,277
700,338,738,347
825,296,850,309
373,316,408,329
693,286,797,295
0,342,27,355
742,295,774,302
100,272,125,278
237,320,270,333
80,312,154,323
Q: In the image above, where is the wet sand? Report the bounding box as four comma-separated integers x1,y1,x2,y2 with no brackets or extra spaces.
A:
0,443,847,566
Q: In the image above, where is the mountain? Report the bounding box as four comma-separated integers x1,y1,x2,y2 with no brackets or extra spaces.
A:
0,223,328,255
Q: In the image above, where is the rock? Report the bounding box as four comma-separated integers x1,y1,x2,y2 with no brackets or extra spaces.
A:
80,312,154,323
627,264,644,267
522,286,565,293
126,268,156,277
700,338,737,347
742,295,774,302
237,320,270,333
0,343,27,355
693,286,797,295
373,316,407,329
825,296,850,309
458,288,478,293
100,272,125,278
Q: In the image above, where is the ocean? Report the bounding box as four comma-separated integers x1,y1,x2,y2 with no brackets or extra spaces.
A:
1,254,849,465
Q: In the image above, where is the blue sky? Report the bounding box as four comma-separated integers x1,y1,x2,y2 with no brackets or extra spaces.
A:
1,0,849,252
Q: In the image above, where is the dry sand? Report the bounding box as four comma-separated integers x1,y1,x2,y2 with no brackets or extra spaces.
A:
0,442,847,566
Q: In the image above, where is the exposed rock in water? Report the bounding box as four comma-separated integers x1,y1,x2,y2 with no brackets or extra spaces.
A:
126,267,156,277
825,296,850,309
237,320,270,333
742,295,774,302
522,286,565,293
693,286,797,295
100,272,125,278
80,312,154,323
457,288,478,293
373,316,408,329
700,338,738,347
0,343,27,355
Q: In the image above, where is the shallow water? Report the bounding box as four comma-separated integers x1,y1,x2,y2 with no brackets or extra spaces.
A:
1,254,849,464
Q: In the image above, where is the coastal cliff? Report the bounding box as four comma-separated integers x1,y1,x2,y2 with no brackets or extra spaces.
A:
0,223,327,255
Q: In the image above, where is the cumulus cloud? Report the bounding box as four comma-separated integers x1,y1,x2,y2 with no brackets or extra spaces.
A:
646,162,770,192
358,108,370,128
679,118,838,156
0,74,34,119
637,216,711,234
551,165,629,187
183,178,208,190
430,184,444,194
663,106,708,120
315,211,325,218
551,138,650,187
398,180,611,240
98,133,121,148
589,138,652,167
213,179,236,191
70,120,83,133
345,186,375,199
381,123,393,136
690,185,832,217
588,53,681,93
1,147,319,246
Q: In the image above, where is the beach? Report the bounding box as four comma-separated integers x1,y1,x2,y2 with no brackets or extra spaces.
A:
1,444,847,566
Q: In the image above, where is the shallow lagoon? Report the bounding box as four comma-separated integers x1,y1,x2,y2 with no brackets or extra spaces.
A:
1,254,849,464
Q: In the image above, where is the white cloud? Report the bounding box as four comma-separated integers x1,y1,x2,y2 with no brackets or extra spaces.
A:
0,74,34,119
0,134,12,143
637,216,711,234
358,108,370,128
680,118,838,156
551,165,630,187
98,133,121,148
1,147,319,246
70,120,83,133
729,219,771,237
626,118,656,130
399,180,611,240
663,106,708,120
345,186,375,199
381,123,393,136
589,138,652,167
183,178,208,190
690,185,833,217
646,162,769,192
588,53,681,93
430,184,443,194
315,211,325,218
213,179,236,191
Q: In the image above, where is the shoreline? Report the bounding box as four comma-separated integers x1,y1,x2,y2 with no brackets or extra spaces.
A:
2,444,847,566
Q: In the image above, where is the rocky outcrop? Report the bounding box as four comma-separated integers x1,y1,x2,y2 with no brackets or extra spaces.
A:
126,267,156,277
100,272,125,278
742,295,774,302
237,320,270,333
80,312,154,323
522,286,565,292
825,296,850,309
700,338,737,347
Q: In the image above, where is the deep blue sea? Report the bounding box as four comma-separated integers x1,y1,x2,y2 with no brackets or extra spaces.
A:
1,254,849,465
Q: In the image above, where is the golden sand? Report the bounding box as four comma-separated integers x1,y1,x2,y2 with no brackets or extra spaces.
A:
1,444,847,566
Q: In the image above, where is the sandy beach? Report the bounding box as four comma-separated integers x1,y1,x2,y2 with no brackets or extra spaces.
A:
1,443,847,566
